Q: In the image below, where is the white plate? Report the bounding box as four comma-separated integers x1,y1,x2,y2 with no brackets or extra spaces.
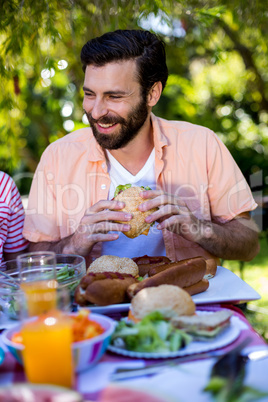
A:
88,266,260,314
107,312,241,359
192,266,261,305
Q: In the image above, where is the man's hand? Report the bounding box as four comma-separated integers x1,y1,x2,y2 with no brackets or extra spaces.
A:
138,189,203,242
66,199,132,255
29,199,132,256
138,189,260,261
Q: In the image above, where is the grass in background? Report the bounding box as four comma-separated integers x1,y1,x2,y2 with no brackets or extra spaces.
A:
223,234,268,342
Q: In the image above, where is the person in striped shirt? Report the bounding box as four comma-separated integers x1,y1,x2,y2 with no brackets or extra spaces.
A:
0,171,28,264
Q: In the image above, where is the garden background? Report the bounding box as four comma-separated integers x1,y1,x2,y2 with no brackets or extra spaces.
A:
1,0,267,340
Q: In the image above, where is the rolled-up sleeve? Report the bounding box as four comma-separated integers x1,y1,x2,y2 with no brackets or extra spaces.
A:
206,131,257,223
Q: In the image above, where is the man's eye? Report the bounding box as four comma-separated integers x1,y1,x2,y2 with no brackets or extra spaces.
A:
84,92,94,97
109,95,121,99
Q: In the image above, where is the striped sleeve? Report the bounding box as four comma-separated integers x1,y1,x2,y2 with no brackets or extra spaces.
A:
0,172,28,261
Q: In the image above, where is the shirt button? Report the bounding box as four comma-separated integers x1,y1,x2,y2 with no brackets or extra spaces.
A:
102,163,105,168
101,184,106,190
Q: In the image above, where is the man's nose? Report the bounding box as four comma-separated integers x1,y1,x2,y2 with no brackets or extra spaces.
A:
91,99,108,120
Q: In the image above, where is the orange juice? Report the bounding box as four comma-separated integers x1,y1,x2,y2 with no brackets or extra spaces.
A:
21,280,57,316
22,312,73,388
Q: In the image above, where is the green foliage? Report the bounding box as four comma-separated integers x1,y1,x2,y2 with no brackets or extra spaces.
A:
0,0,168,179
0,0,268,197
224,235,268,342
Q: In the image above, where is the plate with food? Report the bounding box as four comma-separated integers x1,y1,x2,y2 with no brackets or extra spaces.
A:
74,253,213,311
75,261,260,315
107,285,241,358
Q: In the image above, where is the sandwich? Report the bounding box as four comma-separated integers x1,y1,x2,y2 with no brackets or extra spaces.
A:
171,309,233,340
113,184,157,238
129,284,196,321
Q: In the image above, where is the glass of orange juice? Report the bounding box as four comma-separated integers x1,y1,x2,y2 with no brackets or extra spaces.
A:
17,252,74,387
17,251,57,316
20,287,74,388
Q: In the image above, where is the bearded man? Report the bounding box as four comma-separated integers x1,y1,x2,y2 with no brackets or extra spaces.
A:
23,30,259,266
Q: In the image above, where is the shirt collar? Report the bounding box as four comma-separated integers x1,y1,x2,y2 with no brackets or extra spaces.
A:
151,113,168,159
87,112,168,162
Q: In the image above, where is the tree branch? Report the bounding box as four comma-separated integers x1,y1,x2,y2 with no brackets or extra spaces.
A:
218,19,268,112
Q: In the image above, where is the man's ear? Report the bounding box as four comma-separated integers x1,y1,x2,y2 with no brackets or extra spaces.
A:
147,82,162,107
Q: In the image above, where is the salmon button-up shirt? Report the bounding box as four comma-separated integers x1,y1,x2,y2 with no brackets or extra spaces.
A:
23,114,257,265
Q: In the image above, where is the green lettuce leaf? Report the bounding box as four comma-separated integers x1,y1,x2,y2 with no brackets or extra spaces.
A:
111,311,192,353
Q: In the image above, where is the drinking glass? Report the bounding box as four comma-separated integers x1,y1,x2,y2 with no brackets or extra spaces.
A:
20,286,74,388
17,251,57,316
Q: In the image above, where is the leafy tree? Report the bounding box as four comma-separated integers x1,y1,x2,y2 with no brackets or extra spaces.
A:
0,0,267,198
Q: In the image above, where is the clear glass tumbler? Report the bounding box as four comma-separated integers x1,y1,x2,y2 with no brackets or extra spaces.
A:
17,251,57,316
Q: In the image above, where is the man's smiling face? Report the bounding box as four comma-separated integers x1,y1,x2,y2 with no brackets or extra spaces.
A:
82,60,149,149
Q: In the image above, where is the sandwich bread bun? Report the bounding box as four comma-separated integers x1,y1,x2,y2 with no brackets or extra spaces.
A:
114,185,157,238
87,255,139,277
131,285,196,320
171,309,233,339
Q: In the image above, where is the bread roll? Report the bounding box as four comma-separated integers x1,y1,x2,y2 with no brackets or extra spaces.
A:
131,285,196,320
88,255,138,277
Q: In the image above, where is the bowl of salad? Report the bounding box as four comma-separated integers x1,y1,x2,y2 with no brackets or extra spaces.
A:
0,254,86,320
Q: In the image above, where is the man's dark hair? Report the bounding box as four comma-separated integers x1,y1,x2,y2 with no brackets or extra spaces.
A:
81,29,168,96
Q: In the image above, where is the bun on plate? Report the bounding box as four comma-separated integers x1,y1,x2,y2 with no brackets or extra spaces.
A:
114,185,157,238
87,255,138,277
131,285,196,320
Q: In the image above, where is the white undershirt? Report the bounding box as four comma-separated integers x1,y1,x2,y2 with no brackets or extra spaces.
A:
101,149,166,258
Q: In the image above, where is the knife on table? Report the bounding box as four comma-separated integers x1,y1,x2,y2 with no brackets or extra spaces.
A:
110,351,223,381
111,339,268,381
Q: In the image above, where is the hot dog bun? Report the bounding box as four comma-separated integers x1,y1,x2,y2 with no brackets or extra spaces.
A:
132,257,206,295
133,255,171,265
133,255,217,279
136,261,167,277
131,285,196,320
84,275,137,306
183,279,209,296
114,186,157,238
132,255,171,277
204,258,217,279
75,272,138,306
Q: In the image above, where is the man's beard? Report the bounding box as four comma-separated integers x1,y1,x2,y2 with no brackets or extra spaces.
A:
85,96,149,150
